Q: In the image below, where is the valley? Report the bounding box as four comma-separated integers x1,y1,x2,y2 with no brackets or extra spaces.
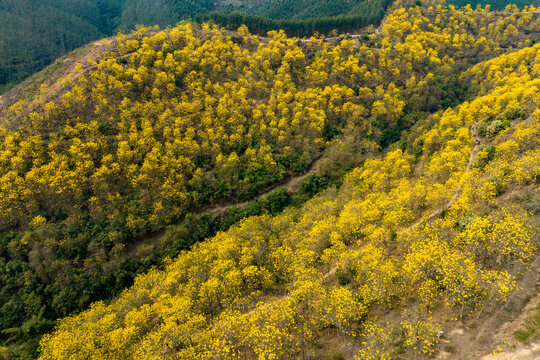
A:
0,0,539,359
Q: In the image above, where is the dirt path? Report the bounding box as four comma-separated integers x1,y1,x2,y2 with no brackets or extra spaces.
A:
435,127,540,359
125,155,324,257
481,342,540,360
257,25,380,49
206,155,324,215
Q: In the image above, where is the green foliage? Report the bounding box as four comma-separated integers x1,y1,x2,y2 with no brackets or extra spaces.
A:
300,174,330,198
477,106,529,138
514,328,534,343
514,300,540,343
477,106,527,138
448,0,540,10
0,0,125,91
472,145,496,171
237,0,392,21
265,187,292,215
2,1,540,358
479,119,510,137
196,0,391,37
119,0,177,30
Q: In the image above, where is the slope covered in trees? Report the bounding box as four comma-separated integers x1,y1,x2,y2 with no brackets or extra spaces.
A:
448,0,540,10
0,5,413,356
0,0,535,358
0,0,126,93
0,0,391,93
38,33,540,359
221,0,392,20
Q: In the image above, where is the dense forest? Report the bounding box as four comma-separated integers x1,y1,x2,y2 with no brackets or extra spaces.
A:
448,0,540,9
223,0,391,20
0,0,539,358
120,0,216,30
0,0,389,93
194,11,385,37
1,0,536,92
0,0,125,93
36,0,540,357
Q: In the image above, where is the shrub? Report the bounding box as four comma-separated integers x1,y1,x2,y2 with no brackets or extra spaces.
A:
299,174,330,198
472,145,496,171
265,187,291,215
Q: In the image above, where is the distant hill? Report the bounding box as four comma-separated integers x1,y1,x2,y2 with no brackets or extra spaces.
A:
119,0,209,29
0,0,391,93
448,0,540,10
216,0,391,19
0,0,124,93
1,0,540,358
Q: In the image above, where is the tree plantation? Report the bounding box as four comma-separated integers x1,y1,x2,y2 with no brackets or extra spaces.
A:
0,0,392,93
0,0,539,358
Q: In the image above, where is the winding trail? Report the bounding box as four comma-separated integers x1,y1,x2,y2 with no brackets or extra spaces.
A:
125,155,324,257
206,155,324,215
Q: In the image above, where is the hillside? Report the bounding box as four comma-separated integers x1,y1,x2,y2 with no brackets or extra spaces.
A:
215,0,392,20
3,0,537,94
0,9,394,359
0,0,389,94
39,22,540,355
448,0,540,9
0,0,538,359
0,0,125,93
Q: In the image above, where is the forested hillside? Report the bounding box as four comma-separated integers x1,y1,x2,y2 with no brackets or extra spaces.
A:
0,0,391,93
37,2,540,356
220,0,391,20
120,0,214,30
0,0,539,358
1,5,400,357
448,0,540,9
4,0,536,93
0,0,125,93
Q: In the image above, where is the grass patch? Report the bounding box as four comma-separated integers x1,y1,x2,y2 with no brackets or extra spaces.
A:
1,60,69,109
513,301,540,344
323,350,345,360
443,344,456,353
514,328,535,343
